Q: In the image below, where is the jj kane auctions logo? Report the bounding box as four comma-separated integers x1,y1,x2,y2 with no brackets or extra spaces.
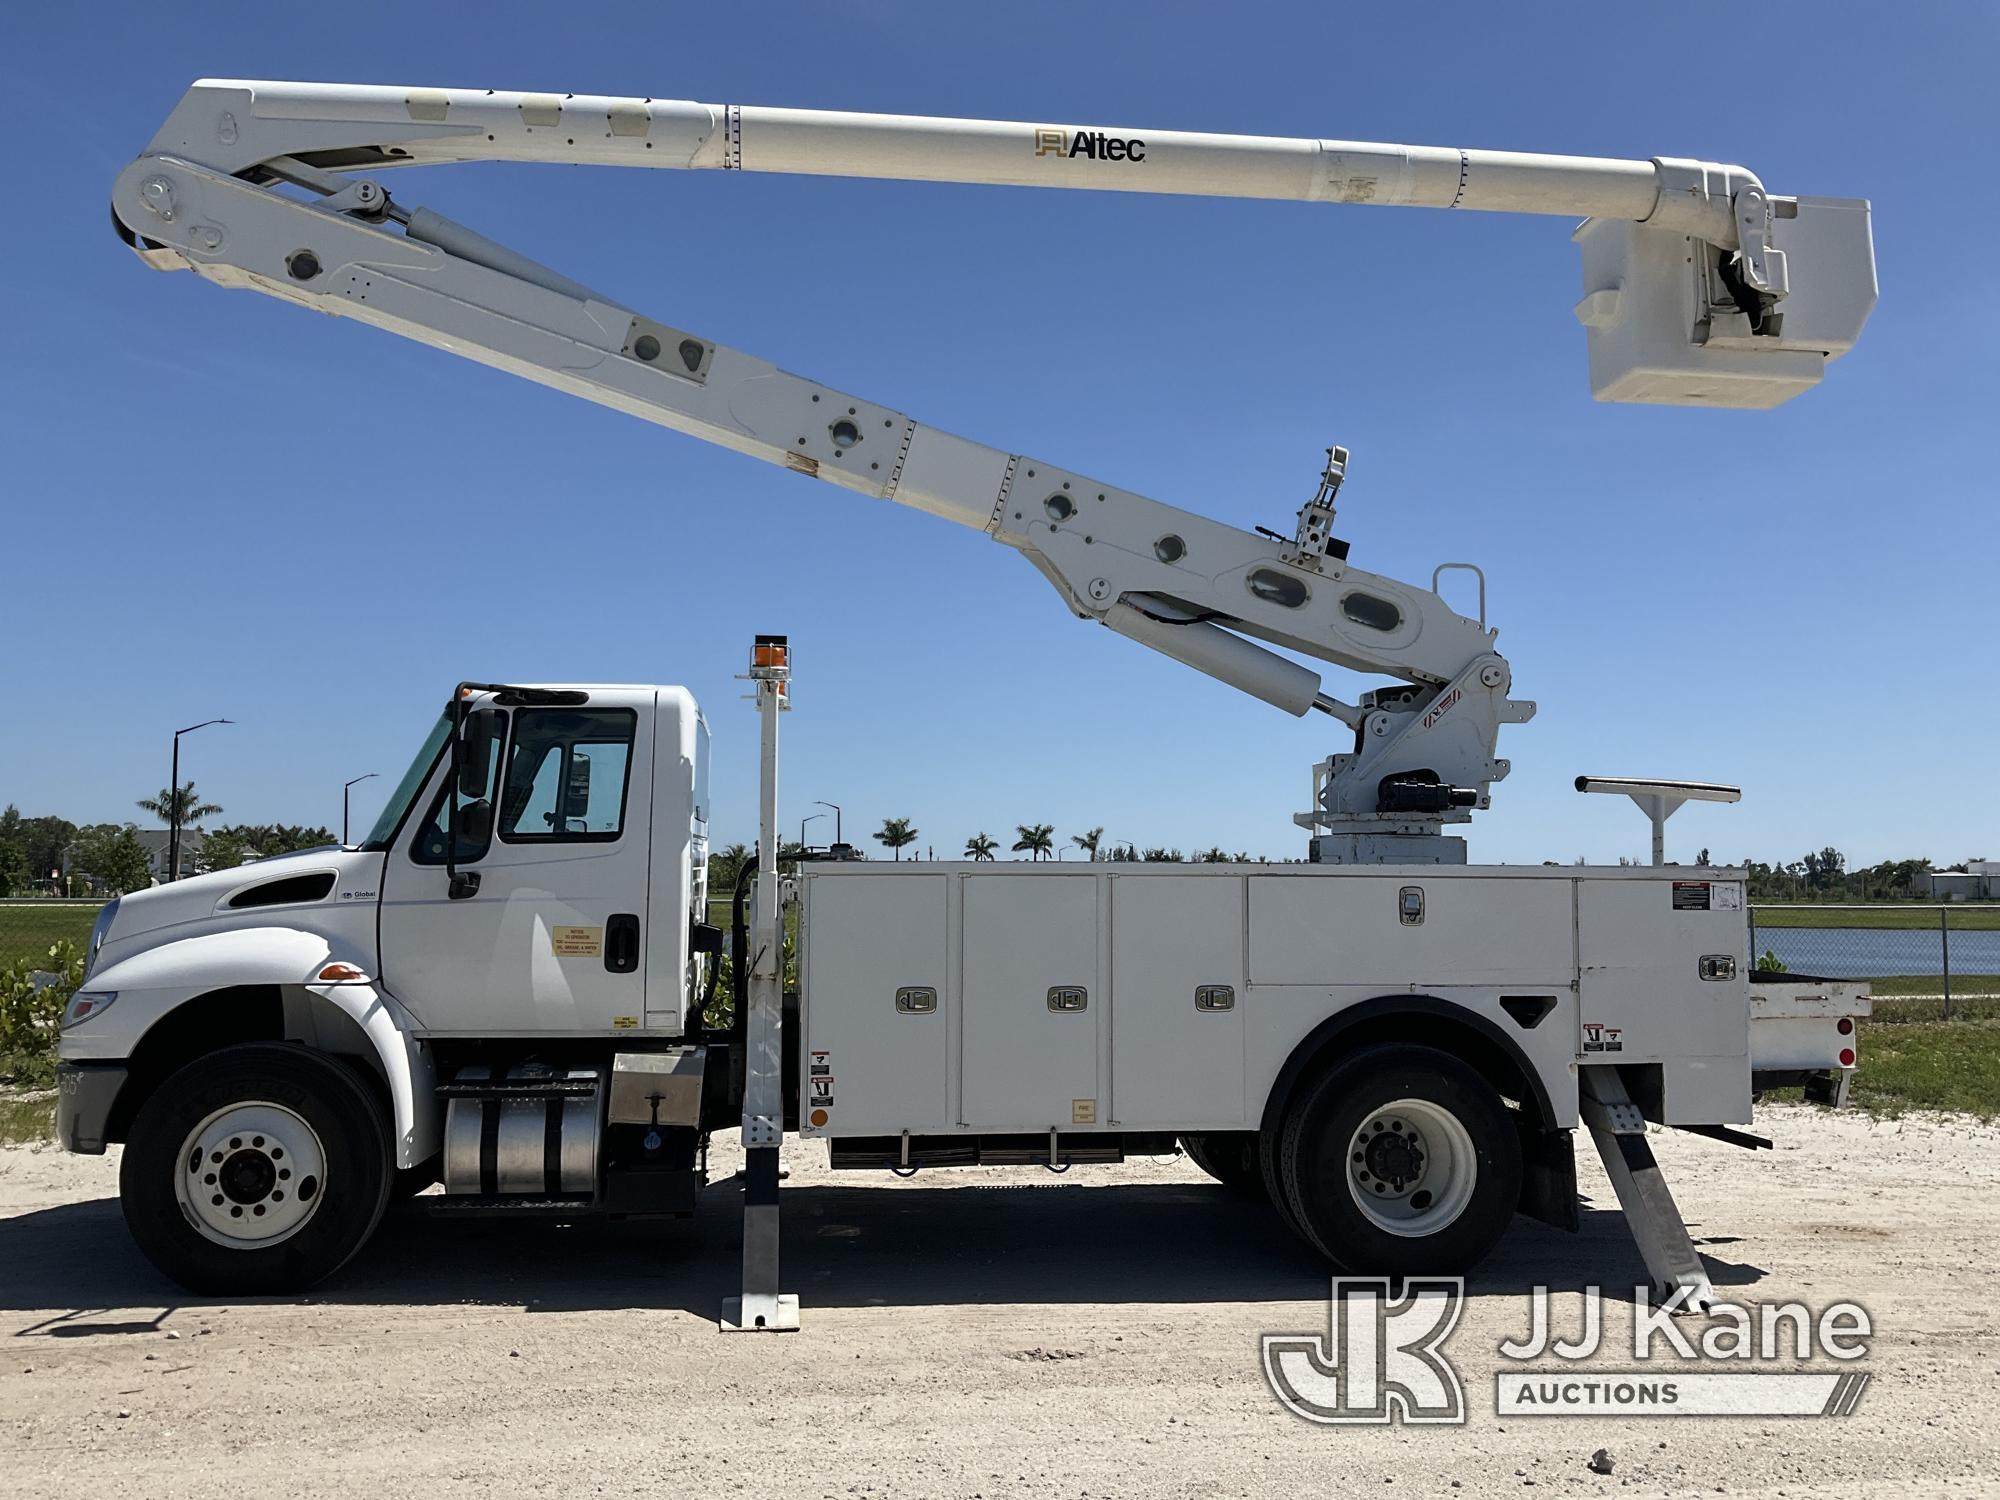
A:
1034,126,1147,162
1263,1280,1872,1425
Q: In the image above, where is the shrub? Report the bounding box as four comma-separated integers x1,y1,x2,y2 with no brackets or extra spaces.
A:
0,939,84,1086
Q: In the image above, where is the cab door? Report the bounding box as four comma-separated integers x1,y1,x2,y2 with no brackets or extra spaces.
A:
378,692,654,1035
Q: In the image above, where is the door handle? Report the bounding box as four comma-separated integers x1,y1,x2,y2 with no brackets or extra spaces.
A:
605,913,641,974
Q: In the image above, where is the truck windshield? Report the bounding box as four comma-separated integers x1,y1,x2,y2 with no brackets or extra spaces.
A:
360,714,452,849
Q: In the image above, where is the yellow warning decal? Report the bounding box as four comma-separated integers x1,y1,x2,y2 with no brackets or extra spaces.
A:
551,925,603,958
1071,1099,1097,1125
611,1016,641,1030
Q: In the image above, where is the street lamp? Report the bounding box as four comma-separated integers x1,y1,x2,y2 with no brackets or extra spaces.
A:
815,800,843,846
801,811,825,850
169,717,233,881
343,772,380,845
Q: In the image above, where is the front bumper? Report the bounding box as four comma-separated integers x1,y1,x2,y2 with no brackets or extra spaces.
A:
55,1061,128,1154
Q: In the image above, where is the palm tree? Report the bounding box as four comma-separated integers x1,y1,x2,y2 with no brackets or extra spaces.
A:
1071,826,1104,862
875,816,919,861
1012,823,1055,861
963,832,999,862
137,781,222,828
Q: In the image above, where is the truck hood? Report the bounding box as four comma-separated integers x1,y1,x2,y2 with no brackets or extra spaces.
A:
102,846,384,951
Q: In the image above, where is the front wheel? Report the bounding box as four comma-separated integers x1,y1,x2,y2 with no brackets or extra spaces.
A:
120,1043,391,1295
1278,1044,1521,1275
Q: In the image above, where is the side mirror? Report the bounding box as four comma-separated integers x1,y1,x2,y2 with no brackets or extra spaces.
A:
457,709,497,799
565,752,592,819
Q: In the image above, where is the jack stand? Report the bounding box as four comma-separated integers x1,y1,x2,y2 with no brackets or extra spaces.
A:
722,635,800,1334
1579,1067,1715,1311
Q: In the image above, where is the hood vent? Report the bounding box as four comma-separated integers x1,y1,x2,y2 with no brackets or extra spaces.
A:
227,871,337,909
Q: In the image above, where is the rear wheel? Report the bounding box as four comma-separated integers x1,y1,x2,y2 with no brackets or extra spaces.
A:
1278,1044,1521,1275
120,1043,391,1295
1180,1131,1266,1200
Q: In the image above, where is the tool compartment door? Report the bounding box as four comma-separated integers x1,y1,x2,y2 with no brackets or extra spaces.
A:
1576,877,1750,1123
961,875,1100,1128
1111,875,1247,1128
802,874,948,1135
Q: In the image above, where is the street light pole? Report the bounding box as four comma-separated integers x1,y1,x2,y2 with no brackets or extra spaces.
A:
169,717,233,881
815,800,842,846
343,772,380,844
800,812,825,850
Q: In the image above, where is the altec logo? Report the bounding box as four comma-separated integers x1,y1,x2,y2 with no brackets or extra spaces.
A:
1034,127,1147,162
1421,687,1462,731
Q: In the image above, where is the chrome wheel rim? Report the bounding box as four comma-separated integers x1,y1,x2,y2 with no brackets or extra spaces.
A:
173,1102,327,1248
1345,1097,1478,1238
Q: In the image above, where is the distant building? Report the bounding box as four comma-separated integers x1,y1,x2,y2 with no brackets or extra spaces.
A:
1929,861,1999,902
133,828,206,882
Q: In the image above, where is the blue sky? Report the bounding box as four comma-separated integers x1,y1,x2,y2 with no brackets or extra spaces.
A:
2,3,1993,867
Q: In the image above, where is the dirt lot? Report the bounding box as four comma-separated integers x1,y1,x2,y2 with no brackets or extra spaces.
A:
2,1106,1995,1498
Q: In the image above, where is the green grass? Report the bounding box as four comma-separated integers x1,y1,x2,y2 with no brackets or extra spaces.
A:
0,903,101,968
1764,1018,2000,1121
0,1092,56,1146
1841,1019,2000,1119
1871,994,2000,1023
1752,905,2000,931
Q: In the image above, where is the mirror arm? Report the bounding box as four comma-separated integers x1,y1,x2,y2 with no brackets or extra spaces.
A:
446,687,465,896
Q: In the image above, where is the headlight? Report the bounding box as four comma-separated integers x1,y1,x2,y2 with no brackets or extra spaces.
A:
85,898,118,981
63,991,117,1029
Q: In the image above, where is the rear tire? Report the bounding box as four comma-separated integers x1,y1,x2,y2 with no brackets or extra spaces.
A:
1180,1131,1267,1201
120,1043,391,1295
1278,1043,1521,1275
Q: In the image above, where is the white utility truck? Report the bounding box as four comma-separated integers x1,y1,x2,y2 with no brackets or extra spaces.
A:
64,81,1877,1325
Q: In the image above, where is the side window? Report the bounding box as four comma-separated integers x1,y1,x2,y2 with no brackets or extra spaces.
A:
499,708,637,842
409,712,506,866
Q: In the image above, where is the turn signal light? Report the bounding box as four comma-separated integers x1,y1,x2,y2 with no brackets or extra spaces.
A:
1839,1047,1856,1068
1836,1017,1854,1035
318,963,367,982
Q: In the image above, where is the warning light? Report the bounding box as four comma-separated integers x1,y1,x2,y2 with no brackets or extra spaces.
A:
809,1108,828,1128
752,635,790,670
1837,1017,1854,1035
1839,1047,1856,1068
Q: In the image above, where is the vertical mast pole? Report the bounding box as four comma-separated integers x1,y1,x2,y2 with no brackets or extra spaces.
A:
723,634,800,1332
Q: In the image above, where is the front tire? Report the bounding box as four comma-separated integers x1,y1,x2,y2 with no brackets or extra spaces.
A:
120,1043,391,1295
1278,1044,1521,1275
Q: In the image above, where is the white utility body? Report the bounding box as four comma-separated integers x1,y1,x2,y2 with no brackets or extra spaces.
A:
59,80,1876,1320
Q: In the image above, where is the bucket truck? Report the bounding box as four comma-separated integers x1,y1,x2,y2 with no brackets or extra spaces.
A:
59,81,1876,1322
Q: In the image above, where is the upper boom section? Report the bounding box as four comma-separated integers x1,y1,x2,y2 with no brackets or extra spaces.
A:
143,80,1876,409
157,79,1708,235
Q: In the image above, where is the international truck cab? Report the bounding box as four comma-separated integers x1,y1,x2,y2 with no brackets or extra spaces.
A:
59,686,719,1285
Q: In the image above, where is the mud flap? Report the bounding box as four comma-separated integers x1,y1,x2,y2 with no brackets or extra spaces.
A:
1516,1121,1579,1232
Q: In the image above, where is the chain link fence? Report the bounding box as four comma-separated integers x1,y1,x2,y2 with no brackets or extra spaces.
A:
1750,905,2000,1020
0,899,103,971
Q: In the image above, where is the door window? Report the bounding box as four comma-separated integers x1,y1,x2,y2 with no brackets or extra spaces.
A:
498,708,637,842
